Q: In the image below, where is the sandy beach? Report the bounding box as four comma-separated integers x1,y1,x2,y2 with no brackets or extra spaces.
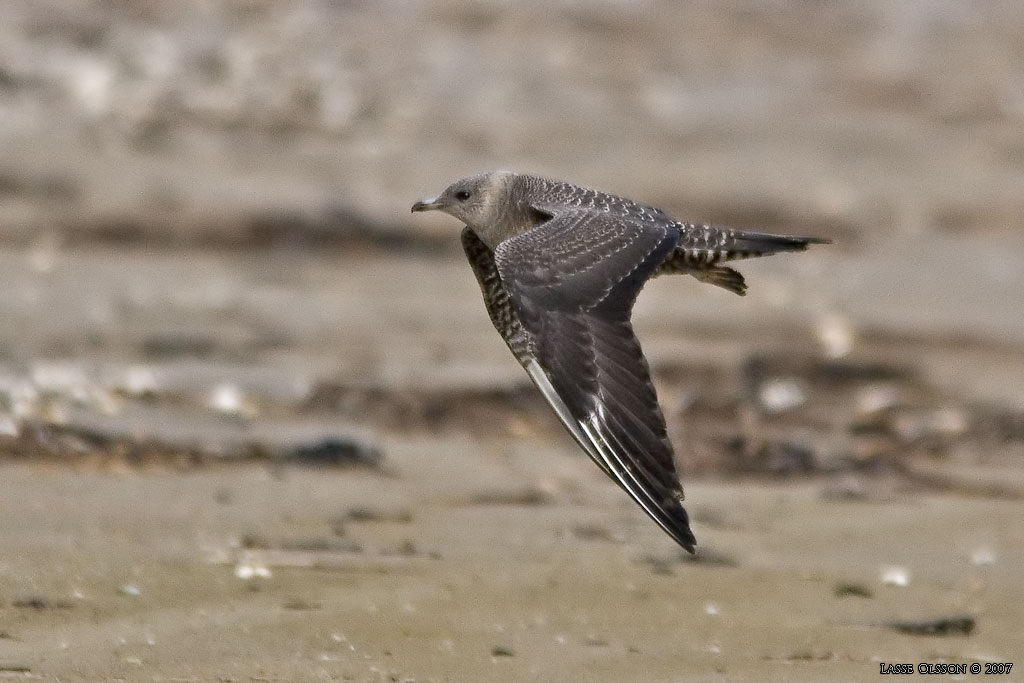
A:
1,449,1020,682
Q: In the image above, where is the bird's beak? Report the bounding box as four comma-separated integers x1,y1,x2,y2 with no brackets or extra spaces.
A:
411,196,443,213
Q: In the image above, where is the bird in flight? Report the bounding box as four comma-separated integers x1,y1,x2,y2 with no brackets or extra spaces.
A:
412,172,829,551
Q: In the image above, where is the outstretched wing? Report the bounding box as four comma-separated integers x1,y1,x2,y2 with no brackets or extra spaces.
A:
462,226,615,481
489,209,695,552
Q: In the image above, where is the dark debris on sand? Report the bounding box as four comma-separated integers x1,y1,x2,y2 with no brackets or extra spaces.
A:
888,615,976,636
299,353,1024,490
12,596,73,610
286,437,384,469
2,347,1021,498
1,421,385,472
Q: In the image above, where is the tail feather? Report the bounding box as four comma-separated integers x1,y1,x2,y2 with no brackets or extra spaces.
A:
659,223,830,295
693,265,747,296
724,231,830,258
677,223,831,263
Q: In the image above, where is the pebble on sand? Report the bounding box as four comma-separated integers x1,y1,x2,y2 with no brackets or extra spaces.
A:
880,566,910,587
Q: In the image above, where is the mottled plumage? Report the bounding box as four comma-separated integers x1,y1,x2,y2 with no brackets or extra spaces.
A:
413,172,829,551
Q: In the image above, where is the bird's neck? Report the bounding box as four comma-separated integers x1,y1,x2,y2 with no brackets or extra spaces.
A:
471,175,550,249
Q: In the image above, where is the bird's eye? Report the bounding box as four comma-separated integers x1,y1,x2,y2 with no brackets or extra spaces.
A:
455,190,471,201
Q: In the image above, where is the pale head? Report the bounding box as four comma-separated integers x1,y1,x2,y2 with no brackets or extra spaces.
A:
411,171,519,246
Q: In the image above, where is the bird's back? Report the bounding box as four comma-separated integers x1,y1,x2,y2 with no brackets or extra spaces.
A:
516,175,674,228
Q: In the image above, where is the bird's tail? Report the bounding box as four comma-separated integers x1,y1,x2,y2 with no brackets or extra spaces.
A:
678,223,831,263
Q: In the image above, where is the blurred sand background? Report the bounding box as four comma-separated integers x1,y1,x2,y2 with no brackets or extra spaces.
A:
0,1,1021,681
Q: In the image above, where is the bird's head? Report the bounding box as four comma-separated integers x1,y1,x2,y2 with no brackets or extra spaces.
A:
411,171,513,233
